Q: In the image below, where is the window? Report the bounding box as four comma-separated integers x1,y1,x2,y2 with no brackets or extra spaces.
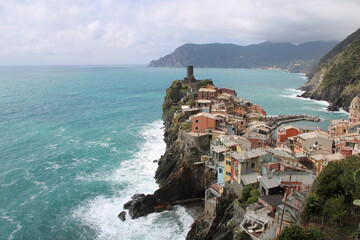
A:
226,160,231,165
258,142,261,147
343,129,346,133
251,163,255,168
219,168,223,173
195,120,199,123
226,172,231,176
195,127,198,130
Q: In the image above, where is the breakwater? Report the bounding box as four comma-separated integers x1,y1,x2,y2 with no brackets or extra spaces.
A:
266,114,320,130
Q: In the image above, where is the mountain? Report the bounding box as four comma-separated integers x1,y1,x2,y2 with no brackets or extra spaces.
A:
300,28,360,111
148,41,338,72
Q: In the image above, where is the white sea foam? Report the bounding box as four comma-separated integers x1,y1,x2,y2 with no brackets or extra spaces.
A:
282,88,329,107
73,120,194,240
1,211,23,240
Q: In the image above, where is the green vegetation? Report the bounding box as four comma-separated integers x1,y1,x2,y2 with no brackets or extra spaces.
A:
171,113,186,135
199,79,213,88
277,225,323,240
235,231,251,240
302,155,360,239
302,28,360,110
238,183,260,206
180,121,192,132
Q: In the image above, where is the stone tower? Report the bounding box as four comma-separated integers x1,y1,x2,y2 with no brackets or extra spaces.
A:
184,66,195,82
349,94,360,122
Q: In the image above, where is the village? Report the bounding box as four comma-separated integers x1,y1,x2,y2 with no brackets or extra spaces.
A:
174,67,360,239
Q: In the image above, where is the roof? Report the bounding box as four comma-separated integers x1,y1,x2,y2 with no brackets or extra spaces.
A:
259,176,280,189
247,112,264,118
193,112,220,120
196,99,212,104
198,88,216,93
258,126,271,133
297,125,320,131
298,131,332,141
325,152,344,161
223,140,238,147
259,194,283,207
266,148,296,160
278,125,299,131
277,172,314,186
294,152,307,158
232,148,268,161
241,171,260,185
242,130,267,140
211,145,226,153
310,154,325,161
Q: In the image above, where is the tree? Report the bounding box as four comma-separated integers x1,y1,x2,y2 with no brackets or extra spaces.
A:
304,193,322,222
235,231,251,240
324,195,346,225
278,225,323,240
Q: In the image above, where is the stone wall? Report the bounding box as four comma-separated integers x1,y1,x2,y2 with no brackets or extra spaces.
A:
179,130,211,152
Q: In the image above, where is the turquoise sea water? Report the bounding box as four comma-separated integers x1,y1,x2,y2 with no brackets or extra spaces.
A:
0,66,348,240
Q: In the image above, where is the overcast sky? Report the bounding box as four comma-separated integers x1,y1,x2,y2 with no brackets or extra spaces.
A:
0,0,359,65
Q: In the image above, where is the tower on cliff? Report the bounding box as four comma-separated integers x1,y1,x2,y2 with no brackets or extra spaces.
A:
184,66,196,82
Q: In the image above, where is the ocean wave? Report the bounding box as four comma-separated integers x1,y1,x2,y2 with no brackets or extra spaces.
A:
281,88,305,99
282,89,330,107
0,210,23,240
72,120,193,240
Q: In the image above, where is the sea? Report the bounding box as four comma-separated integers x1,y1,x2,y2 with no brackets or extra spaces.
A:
0,66,348,240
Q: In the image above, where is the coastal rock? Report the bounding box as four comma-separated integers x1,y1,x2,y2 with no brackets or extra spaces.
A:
124,194,159,219
123,194,145,209
118,211,126,221
327,104,340,112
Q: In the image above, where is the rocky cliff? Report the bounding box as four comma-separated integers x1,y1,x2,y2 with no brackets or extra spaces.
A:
300,28,360,111
148,41,337,73
186,188,245,240
123,78,216,219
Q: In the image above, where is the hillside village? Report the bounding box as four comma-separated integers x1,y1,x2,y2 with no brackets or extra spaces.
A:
173,67,360,239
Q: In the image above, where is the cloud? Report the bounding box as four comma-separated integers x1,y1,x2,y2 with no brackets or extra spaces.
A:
0,0,359,65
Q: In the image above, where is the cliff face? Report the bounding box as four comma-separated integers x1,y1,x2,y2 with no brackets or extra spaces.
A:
148,41,337,73
300,28,360,111
155,79,216,201
186,186,247,240
123,78,217,219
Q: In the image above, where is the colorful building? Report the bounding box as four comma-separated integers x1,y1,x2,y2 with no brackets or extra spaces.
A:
276,125,300,147
191,112,223,133
198,88,217,100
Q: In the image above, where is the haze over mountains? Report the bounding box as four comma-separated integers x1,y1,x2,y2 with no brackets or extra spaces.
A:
148,41,338,72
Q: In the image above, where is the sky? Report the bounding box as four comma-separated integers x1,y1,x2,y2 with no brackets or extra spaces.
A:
0,0,359,65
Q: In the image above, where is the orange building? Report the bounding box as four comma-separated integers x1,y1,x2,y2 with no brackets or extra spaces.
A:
191,112,222,133
276,125,300,147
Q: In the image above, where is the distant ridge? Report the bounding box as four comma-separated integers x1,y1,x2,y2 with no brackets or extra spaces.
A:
148,41,338,73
